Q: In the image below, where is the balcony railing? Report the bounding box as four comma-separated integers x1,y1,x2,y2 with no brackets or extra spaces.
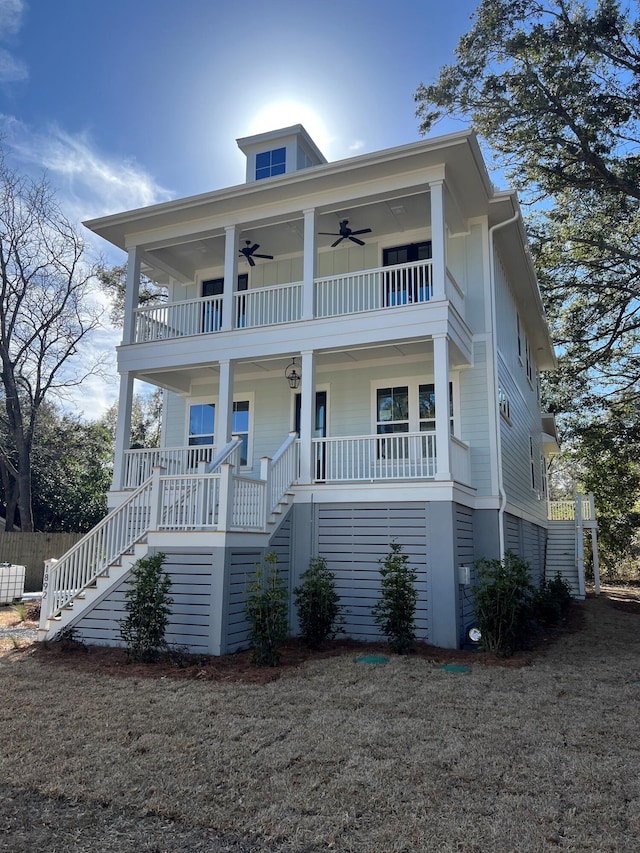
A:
131,260,456,344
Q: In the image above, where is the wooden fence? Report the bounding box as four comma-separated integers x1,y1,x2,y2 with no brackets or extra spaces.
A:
0,532,82,592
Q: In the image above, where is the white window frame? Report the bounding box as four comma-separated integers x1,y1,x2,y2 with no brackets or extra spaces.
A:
186,392,254,469
370,377,457,437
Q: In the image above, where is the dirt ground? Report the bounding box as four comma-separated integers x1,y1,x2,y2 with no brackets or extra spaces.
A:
0,586,639,853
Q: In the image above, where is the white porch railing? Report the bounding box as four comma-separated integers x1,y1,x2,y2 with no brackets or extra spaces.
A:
315,261,434,318
234,282,303,329
135,294,223,342
264,432,298,514
313,432,437,482
131,261,451,343
548,494,596,522
123,445,216,489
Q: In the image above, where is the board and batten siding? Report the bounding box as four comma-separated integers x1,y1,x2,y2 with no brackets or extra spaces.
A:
504,513,547,586
316,502,429,643
72,549,215,654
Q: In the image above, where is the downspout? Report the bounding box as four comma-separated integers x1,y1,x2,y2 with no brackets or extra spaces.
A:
488,209,520,559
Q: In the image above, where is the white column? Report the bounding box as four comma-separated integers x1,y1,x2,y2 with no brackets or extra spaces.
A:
433,334,451,480
303,208,316,320
123,246,141,345
222,225,239,331
216,359,235,448
298,350,316,484
430,180,446,300
111,372,135,490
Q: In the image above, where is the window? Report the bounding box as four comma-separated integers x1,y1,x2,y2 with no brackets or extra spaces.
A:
418,383,454,434
540,454,548,498
383,241,432,306
188,400,251,465
188,403,215,446
525,338,533,384
517,313,523,362
529,437,536,490
498,388,511,422
376,386,409,435
255,147,286,180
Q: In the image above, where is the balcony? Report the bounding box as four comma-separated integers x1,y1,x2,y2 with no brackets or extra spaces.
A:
132,260,463,344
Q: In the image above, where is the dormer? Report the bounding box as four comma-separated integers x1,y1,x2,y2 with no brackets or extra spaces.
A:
236,124,327,183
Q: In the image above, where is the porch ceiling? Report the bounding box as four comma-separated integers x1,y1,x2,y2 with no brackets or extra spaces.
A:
141,189,433,284
131,338,469,394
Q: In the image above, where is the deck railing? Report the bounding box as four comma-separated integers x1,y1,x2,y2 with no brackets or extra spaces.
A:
312,432,437,482
131,260,452,343
548,494,596,522
123,445,216,489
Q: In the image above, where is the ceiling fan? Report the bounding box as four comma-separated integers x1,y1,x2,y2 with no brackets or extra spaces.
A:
239,240,274,267
319,219,372,247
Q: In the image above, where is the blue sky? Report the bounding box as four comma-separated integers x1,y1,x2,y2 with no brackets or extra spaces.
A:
0,0,481,415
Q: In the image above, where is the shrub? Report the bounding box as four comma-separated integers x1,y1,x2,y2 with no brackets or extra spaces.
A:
244,551,289,666
294,556,342,649
372,542,418,654
120,552,172,662
473,551,535,656
533,572,573,627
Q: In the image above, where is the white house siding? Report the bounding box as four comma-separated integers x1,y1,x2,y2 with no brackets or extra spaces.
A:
315,502,429,643
448,223,487,335
494,253,546,523
72,548,215,654
460,341,492,495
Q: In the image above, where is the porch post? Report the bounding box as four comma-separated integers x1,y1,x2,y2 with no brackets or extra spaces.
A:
222,225,239,331
433,333,452,480
429,180,446,301
123,246,141,345
216,359,235,447
111,372,134,490
303,208,316,320
299,349,316,484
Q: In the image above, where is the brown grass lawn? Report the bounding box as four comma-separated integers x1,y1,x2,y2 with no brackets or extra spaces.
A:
0,588,639,852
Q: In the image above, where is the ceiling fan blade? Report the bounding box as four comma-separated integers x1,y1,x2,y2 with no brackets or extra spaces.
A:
351,228,372,236
331,237,344,248
247,255,256,267
253,253,274,260
349,236,366,246
249,243,260,253
318,232,340,236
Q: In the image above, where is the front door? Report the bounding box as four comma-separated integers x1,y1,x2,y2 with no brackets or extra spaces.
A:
295,391,327,480
201,274,248,331
383,241,432,306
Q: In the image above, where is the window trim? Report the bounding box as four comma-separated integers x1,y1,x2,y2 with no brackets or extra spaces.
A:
371,376,457,437
186,392,254,469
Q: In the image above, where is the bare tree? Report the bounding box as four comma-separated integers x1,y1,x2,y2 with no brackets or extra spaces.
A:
0,148,103,531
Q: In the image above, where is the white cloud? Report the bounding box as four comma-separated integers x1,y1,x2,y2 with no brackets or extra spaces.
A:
0,46,27,82
0,0,27,82
348,139,365,153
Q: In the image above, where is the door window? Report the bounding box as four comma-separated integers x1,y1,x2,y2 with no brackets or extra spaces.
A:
201,274,247,332
383,241,432,306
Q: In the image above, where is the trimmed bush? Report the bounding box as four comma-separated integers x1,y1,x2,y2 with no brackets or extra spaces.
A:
372,542,418,654
294,556,342,649
244,551,289,666
473,551,535,656
120,552,172,662
534,572,573,627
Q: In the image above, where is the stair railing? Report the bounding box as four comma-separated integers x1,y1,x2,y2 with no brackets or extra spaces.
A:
262,431,299,516
40,478,154,626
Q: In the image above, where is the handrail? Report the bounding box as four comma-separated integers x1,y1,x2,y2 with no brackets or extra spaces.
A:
206,436,242,473
40,478,154,624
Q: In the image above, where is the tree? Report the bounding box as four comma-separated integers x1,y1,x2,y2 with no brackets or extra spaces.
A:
415,0,640,407
0,148,103,530
101,387,163,448
29,404,112,532
97,263,167,327
415,0,640,570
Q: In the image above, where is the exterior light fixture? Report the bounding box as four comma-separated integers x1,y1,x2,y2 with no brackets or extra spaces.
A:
284,357,301,390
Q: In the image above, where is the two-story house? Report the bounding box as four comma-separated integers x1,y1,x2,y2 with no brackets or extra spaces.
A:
39,125,561,653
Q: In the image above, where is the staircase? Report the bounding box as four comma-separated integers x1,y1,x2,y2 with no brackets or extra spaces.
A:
39,433,299,641
545,493,599,600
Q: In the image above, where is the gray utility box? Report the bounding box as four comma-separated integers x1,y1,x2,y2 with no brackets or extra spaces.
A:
0,563,26,604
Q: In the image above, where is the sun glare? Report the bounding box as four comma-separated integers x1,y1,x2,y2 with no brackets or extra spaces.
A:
249,101,331,156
